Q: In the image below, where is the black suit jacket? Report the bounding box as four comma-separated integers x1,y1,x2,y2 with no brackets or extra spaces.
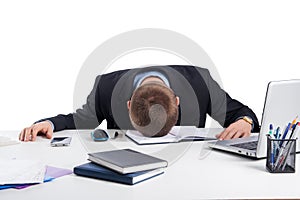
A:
40,65,259,132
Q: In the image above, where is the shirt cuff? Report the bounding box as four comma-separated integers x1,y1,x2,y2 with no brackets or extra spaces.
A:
45,120,55,131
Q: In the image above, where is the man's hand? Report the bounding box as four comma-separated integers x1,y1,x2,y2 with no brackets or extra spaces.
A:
216,119,252,140
19,121,53,142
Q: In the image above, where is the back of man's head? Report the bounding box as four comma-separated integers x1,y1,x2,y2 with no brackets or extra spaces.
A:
129,83,178,137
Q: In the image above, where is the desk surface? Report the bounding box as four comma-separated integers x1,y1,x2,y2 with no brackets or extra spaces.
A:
1,130,300,199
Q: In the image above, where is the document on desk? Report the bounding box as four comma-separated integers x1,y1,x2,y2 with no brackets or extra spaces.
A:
0,160,45,185
126,126,217,145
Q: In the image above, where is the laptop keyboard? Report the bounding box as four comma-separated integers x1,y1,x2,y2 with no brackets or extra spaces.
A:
230,141,258,150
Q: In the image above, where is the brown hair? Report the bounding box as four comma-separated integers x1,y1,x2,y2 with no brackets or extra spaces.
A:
129,83,178,137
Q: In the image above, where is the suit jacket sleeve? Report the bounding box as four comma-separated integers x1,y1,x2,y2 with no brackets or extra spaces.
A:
36,75,103,132
203,69,260,132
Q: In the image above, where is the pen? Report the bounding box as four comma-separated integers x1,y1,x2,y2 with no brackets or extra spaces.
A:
269,124,273,136
291,122,300,139
280,123,291,147
274,145,287,170
273,126,280,139
283,124,296,144
270,136,275,170
275,124,291,169
291,116,298,126
288,122,299,140
269,128,277,165
274,125,297,170
281,123,298,150
275,127,280,139
280,123,300,171
281,141,294,170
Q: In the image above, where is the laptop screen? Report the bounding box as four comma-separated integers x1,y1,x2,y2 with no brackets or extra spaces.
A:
256,79,300,158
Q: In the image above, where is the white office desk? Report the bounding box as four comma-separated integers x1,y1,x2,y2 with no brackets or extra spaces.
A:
1,130,300,199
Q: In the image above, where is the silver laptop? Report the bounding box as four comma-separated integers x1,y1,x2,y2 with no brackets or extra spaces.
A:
208,79,300,158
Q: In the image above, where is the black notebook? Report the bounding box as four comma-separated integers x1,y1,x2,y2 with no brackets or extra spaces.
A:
88,149,168,174
73,162,164,185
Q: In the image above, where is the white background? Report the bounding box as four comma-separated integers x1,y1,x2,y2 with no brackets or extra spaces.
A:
0,0,299,130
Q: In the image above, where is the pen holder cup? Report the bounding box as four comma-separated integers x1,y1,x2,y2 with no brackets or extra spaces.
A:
266,136,297,173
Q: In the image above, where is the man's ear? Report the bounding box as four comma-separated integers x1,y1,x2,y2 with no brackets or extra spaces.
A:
127,100,131,110
176,96,180,106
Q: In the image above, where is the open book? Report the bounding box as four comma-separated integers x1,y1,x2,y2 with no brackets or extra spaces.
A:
126,126,218,145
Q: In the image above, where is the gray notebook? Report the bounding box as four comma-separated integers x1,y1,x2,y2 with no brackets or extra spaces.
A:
88,149,168,174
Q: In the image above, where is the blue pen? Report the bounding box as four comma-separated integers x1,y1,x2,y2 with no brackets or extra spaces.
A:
276,127,281,139
273,127,280,157
280,123,291,147
269,124,273,135
270,137,275,170
274,127,280,139
288,124,297,140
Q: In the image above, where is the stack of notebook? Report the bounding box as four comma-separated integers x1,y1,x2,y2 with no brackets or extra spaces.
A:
73,149,168,185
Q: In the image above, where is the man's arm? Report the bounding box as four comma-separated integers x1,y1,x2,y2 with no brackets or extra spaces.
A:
199,68,259,139
215,93,259,140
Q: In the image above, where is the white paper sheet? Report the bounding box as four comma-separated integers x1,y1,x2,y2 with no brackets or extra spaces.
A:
0,160,46,185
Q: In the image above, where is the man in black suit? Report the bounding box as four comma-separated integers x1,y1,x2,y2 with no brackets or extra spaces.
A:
19,65,259,141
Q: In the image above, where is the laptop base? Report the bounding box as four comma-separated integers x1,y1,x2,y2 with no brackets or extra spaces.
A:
207,135,260,158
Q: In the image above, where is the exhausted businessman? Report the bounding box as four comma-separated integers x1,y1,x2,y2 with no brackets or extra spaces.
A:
19,65,259,141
